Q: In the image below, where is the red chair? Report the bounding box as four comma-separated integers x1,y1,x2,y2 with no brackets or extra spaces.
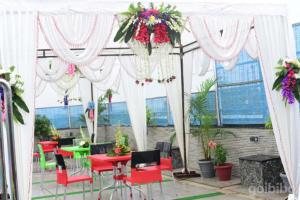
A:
124,149,163,199
55,154,93,200
155,142,175,182
39,141,58,153
56,148,74,158
90,144,114,191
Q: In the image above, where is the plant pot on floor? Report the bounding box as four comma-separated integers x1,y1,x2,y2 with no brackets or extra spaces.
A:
280,173,292,193
215,163,233,181
198,159,215,178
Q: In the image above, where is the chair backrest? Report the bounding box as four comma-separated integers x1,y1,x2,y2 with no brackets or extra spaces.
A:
58,137,75,147
131,149,160,168
55,154,68,184
90,142,114,155
73,138,82,146
155,142,172,157
37,144,46,168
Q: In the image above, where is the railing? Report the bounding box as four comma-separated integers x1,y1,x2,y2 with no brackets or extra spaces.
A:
0,79,18,200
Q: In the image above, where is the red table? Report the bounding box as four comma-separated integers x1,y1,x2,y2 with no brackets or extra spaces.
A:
39,141,58,153
88,154,131,200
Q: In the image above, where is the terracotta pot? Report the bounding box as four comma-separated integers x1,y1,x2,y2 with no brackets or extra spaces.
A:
214,163,233,181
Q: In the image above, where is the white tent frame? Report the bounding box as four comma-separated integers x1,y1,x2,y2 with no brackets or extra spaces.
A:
0,1,299,200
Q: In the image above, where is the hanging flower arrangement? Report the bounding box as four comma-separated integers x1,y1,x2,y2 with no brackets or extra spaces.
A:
85,101,95,121
114,2,183,54
0,66,29,124
114,2,184,85
272,59,300,105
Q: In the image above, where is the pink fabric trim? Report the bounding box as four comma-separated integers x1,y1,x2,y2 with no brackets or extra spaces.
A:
51,15,98,47
203,18,240,49
188,16,254,62
38,15,116,67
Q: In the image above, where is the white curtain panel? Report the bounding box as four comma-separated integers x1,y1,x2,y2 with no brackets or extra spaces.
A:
78,78,94,136
119,57,147,151
189,15,253,61
0,10,37,200
254,16,300,200
38,13,115,66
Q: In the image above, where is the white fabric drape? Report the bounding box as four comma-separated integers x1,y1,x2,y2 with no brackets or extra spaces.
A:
189,15,253,61
254,15,300,199
38,13,115,66
119,57,147,151
0,10,37,200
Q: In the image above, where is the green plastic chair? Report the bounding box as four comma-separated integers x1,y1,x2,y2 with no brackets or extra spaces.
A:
37,144,56,189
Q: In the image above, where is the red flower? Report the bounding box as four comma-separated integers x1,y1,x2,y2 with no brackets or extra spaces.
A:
134,23,150,44
114,147,122,154
153,23,170,44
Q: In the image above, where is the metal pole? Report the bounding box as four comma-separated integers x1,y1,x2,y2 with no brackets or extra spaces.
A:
90,83,94,135
0,79,18,200
179,43,188,173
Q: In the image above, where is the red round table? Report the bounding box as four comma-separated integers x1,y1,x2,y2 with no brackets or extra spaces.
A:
39,141,58,153
88,154,131,200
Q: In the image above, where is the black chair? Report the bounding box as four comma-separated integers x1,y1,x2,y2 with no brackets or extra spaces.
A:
155,142,172,157
90,142,114,155
58,137,75,148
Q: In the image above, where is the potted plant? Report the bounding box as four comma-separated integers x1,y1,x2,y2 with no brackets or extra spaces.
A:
190,79,234,178
214,144,233,181
34,115,52,141
50,126,61,141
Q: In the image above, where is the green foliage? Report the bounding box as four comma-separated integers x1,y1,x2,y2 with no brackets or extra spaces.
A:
214,144,227,166
169,131,176,144
146,106,156,126
34,115,52,137
265,116,273,129
190,79,235,160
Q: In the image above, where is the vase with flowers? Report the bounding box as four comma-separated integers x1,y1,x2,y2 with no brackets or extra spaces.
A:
107,127,131,156
50,126,61,141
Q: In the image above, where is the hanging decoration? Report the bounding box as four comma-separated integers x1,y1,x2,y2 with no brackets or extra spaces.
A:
272,59,300,105
68,64,76,76
0,66,29,124
86,101,95,121
63,94,69,106
114,2,184,85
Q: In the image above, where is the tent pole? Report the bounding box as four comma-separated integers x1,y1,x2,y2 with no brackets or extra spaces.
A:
91,83,94,135
179,43,188,173
173,42,200,179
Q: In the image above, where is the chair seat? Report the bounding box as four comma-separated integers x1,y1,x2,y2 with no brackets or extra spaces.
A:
67,175,93,184
45,162,56,169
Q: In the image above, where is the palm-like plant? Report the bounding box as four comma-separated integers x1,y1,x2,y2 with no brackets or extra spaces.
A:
190,79,234,160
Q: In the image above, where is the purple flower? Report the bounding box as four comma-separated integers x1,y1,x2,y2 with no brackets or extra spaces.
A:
282,76,295,104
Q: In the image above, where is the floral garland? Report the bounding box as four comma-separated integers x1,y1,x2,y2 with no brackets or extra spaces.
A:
0,66,29,124
85,101,95,121
107,126,131,157
272,59,300,105
114,2,184,55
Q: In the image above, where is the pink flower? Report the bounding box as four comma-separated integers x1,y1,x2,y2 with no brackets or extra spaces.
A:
114,147,122,154
68,64,76,76
208,140,217,149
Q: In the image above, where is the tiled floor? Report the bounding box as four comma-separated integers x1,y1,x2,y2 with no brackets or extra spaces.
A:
31,170,288,200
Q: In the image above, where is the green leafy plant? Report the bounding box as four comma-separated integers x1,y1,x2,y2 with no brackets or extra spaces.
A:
265,116,273,129
34,115,52,138
146,106,156,126
0,66,29,124
190,79,235,160
214,144,227,166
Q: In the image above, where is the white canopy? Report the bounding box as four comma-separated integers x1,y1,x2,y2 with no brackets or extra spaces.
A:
0,1,298,200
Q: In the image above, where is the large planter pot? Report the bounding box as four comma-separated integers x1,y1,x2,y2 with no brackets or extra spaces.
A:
198,159,215,178
280,173,292,193
215,163,233,181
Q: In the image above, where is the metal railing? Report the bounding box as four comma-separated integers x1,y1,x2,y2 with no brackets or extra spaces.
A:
0,79,18,200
